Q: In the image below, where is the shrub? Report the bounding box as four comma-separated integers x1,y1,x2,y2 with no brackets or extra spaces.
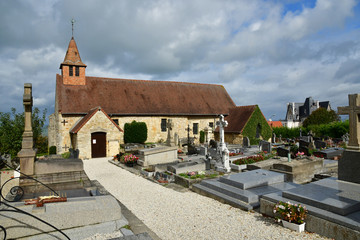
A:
124,121,148,143
242,106,272,145
199,130,205,143
303,108,339,128
273,201,307,224
49,146,57,155
61,152,70,159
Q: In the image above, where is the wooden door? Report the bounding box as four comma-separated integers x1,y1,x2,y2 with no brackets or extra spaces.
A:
91,132,106,158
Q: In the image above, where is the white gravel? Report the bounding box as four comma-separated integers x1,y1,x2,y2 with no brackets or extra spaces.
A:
83,158,330,240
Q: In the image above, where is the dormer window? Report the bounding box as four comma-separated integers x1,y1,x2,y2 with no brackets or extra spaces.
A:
75,66,80,76
69,66,73,76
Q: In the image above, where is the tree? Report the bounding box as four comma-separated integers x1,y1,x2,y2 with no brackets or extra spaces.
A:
124,120,148,144
0,107,47,158
302,108,339,128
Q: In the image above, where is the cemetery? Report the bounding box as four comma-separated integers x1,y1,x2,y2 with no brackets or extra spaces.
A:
0,34,359,240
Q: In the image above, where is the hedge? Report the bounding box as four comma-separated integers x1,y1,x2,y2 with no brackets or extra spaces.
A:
273,120,349,139
124,120,148,144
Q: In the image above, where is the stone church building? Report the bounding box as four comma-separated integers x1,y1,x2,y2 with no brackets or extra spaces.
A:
48,37,240,159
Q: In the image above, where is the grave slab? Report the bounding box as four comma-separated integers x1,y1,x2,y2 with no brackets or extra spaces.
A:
282,178,360,216
137,146,178,167
219,169,285,189
167,160,205,174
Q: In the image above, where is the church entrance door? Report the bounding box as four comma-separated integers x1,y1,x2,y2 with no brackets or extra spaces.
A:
91,132,106,158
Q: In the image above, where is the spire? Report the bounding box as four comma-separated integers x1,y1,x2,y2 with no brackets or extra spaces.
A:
60,37,86,69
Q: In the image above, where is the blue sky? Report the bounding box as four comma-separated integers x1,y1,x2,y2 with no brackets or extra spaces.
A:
0,0,359,123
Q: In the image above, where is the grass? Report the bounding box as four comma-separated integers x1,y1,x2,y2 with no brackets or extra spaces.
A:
121,225,131,230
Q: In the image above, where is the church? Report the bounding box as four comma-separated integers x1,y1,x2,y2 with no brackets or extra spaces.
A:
48,37,270,159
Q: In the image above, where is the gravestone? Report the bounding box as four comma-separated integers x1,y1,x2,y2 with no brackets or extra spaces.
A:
277,147,289,157
243,136,250,147
314,140,326,149
259,140,271,153
18,83,36,175
174,133,179,146
204,126,213,145
337,93,360,183
271,132,276,143
166,119,176,147
215,115,231,172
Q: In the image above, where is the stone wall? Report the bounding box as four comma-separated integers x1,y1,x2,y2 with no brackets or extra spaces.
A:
76,111,123,159
52,114,216,157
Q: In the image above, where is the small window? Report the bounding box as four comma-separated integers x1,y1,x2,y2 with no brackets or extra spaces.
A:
69,66,73,76
75,66,80,76
113,119,119,125
209,122,214,128
193,123,199,134
161,119,167,132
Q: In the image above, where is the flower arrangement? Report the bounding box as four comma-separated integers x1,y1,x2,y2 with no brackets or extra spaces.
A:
296,152,305,158
122,154,138,164
229,152,243,157
273,201,307,224
232,154,264,165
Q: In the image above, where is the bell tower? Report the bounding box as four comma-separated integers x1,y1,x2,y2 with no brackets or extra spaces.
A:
60,19,87,85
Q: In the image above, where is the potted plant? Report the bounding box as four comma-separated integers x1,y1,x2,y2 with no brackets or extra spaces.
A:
273,201,308,232
122,154,138,167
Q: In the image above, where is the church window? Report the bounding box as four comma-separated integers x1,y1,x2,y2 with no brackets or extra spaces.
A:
256,123,261,138
209,122,214,128
161,119,167,132
193,123,199,134
69,66,73,76
75,66,80,76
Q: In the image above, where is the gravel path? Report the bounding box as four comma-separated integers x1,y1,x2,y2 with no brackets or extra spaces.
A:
83,158,329,240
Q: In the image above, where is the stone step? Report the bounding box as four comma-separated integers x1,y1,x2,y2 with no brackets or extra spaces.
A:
192,183,259,211
219,169,285,189
282,178,360,216
200,179,259,204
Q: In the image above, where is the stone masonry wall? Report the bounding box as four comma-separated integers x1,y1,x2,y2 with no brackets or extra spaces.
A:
77,111,122,159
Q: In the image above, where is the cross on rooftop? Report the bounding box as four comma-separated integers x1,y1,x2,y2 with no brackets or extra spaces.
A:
338,94,360,151
61,119,68,126
71,18,75,37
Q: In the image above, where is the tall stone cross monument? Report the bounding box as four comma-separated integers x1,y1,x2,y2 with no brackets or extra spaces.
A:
338,94,360,151
216,115,231,172
166,119,175,147
18,83,36,175
337,93,360,183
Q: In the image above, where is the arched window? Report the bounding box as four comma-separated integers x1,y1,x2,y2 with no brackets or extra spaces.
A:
256,123,261,139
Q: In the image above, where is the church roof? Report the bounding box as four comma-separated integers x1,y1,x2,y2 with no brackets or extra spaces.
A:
70,106,123,134
56,75,236,116
268,120,283,128
60,37,86,68
219,105,258,133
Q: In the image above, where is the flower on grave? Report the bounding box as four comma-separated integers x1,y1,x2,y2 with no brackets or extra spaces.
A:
188,171,197,176
198,171,206,175
122,154,138,163
296,152,305,158
273,201,308,224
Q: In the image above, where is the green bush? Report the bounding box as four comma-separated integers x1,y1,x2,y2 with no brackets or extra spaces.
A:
61,151,70,159
272,120,349,139
124,120,148,143
199,130,205,143
49,146,57,155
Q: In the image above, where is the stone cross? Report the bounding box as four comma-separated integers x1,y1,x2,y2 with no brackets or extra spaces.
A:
18,83,36,175
216,115,230,172
338,93,360,151
166,119,175,147
204,126,213,145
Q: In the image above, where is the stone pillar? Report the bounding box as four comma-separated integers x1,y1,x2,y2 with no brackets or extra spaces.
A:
166,119,175,147
18,83,36,175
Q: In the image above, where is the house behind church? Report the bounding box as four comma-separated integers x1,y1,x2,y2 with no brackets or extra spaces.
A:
283,97,331,128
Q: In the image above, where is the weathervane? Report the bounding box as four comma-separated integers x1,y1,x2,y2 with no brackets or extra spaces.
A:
71,18,75,37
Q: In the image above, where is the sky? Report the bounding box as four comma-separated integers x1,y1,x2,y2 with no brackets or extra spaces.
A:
0,0,359,123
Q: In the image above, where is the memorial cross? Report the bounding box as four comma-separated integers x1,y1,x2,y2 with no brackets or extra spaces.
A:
62,144,69,151
338,94,360,151
216,115,228,152
166,119,175,146
185,124,192,147
61,120,68,126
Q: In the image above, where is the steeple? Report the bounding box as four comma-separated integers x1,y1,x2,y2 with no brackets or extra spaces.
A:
60,37,86,69
60,19,87,85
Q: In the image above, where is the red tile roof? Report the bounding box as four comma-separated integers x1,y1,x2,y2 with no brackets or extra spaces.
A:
57,75,236,115
222,105,257,133
60,37,86,69
70,106,123,134
268,121,283,128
